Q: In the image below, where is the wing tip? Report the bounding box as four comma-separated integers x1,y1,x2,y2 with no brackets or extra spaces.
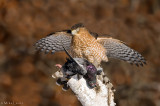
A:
130,59,147,67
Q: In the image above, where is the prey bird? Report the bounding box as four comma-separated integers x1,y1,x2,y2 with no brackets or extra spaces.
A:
56,47,100,90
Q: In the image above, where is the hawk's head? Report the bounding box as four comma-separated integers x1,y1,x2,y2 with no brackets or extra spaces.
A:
71,23,85,35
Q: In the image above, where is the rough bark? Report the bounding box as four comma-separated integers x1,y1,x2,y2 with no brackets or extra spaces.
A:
52,70,115,106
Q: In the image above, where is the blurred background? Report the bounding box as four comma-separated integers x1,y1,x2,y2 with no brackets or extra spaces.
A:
0,0,160,106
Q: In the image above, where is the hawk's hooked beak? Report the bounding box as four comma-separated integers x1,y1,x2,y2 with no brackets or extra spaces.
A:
71,28,79,35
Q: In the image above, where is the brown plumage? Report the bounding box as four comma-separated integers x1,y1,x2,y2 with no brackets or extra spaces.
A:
34,23,146,67
71,26,108,67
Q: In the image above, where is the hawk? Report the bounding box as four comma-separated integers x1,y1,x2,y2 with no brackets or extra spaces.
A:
34,23,146,69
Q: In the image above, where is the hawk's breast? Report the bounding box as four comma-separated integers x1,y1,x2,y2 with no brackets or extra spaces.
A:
72,32,108,63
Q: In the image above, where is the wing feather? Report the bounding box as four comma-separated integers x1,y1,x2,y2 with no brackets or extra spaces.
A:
97,37,146,66
34,31,72,54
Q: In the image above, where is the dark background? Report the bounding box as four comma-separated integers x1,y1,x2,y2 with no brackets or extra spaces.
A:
0,0,160,106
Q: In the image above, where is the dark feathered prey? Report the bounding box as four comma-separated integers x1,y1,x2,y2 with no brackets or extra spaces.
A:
84,63,98,88
56,47,100,90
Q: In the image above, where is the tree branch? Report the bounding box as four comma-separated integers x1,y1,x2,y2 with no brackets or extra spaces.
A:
52,70,116,106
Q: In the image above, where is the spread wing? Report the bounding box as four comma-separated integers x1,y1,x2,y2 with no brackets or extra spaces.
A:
97,37,146,66
34,30,72,54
